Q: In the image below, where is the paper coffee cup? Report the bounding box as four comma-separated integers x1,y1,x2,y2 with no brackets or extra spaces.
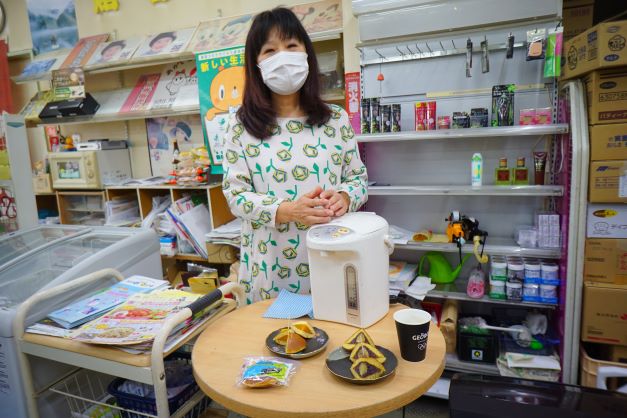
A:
393,308,431,362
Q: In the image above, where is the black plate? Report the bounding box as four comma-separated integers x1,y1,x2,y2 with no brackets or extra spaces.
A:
325,345,398,385
266,327,329,359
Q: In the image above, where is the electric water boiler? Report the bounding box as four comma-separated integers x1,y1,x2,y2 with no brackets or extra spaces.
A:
306,212,394,328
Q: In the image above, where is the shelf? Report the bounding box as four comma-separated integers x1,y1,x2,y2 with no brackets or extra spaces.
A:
445,353,500,375
65,208,105,213
426,280,557,309
368,185,563,196
395,237,561,259
163,253,207,262
357,124,569,143
13,30,342,84
106,183,220,190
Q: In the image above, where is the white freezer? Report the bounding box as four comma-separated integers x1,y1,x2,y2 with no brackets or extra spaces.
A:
0,226,162,418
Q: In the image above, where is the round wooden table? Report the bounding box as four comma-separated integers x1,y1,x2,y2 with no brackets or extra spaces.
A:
193,300,446,418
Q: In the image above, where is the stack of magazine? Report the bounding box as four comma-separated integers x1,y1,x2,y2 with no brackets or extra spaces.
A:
46,276,169,329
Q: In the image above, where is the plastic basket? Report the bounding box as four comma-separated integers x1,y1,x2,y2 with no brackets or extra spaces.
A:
107,353,209,418
580,345,627,390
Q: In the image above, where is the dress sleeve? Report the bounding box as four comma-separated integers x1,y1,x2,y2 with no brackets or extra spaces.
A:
222,116,284,227
336,108,369,212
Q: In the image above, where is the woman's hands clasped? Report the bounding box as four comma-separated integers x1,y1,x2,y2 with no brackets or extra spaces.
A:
276,186,350,226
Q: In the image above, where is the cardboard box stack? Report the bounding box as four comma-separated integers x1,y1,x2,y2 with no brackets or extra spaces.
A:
563,20,627,381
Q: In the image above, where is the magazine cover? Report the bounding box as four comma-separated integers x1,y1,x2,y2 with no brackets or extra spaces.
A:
146,115,204,176
196,47,245,168
188,14,253,53
149,61,198,110
86,37,143,67
19,58,57,78
48,275,168,329
71,290,201,345
294,0,342,34
59,34,109,69
132,28,195,59
119,73,161,113
51,67,85,100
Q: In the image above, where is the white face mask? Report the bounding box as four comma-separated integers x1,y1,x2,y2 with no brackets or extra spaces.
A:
258,51,309,95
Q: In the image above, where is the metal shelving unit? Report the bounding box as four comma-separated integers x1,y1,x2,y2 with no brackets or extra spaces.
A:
368,185,564,196
396,237,560,259
357,124,569,143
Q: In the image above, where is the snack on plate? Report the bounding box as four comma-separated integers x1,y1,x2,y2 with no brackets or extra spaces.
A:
350,358,386,380
349,343,386,364
285,332,307,354
238,357,297,388
342,328,375,351
291,321,316,338
342,328,387,381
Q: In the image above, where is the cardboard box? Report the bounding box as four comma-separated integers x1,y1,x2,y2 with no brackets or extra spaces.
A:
589,161,627,203
206,243,238,264
581,282,627,346
563,2,594,41
584,239,627,284
32,174,53,194
587,204,627,238
609,344,627,363
590,123,627,161
585,70,627,125
563,20,627,80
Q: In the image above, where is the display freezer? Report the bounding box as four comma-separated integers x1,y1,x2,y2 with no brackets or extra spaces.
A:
0,226,162,418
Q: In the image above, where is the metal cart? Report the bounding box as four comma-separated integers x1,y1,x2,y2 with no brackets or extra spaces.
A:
14,268,244,418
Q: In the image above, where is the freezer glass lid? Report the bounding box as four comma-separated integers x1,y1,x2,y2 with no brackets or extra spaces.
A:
0,226,84,266
0,233,124,309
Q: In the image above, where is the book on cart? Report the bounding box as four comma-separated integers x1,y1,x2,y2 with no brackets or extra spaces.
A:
46,275,169,329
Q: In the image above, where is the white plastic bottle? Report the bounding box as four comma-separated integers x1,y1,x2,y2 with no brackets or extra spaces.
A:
471,152,483,187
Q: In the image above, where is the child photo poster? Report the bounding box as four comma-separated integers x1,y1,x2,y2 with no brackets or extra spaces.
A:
134,28,195,58
146,115,204,176
196,47,245,170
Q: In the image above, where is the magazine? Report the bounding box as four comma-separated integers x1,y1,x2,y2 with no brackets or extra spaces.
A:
119,74,161,113
71,289,201,345
48,276,169,329
145,115,204,176
59,34,110,69
86,37,143,68
149,61,198,110
188,14,253,52
132,28,195,60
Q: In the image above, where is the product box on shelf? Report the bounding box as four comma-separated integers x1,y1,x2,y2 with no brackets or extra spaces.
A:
584,238,627,284
589,160,627,203
584,70,627,125
581,281,627,346
563,0,594,41
589,123,627,161
587,203,627,238
562,20,627,80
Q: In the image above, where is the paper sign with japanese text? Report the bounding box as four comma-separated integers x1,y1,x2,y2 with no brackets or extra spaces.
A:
196,47,245,170
52,68,85,100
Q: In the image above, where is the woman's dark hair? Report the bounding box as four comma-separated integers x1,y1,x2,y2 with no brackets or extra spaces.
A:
237,7,330,139
150,32,176,47
101,40,126,55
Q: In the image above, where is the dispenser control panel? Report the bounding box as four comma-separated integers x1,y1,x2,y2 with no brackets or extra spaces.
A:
309,225,353,241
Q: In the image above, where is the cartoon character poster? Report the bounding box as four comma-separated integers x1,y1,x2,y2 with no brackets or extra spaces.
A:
146,115,204,176
294,0,342,34
196,47,245,171
149,61,198,110
188,15,253,53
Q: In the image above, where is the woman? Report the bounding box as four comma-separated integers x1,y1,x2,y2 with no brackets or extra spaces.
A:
222,7,368,304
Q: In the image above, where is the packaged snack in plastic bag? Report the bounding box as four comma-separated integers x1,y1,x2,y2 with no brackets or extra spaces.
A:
238,357,298,388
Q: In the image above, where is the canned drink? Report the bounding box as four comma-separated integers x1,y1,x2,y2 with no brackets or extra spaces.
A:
391,104,401,132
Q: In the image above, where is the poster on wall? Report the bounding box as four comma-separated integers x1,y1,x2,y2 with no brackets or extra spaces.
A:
293,0,342,34
145,115,204,176
344,72,361,134
133,28,195,59
196,47,245,170
27,0,79,55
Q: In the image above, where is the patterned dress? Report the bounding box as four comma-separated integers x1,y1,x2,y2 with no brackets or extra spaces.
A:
222,104,368,304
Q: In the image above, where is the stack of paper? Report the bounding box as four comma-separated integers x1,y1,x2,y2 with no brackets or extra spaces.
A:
46,276,169,329
166,196,213,258
105,197,140,227
205,218,241,247
389,261,418,295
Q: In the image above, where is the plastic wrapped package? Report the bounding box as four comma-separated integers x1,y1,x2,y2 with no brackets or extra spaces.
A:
238,357,298,388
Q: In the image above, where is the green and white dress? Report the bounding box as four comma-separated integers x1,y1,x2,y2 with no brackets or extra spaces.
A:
222,104,368,304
